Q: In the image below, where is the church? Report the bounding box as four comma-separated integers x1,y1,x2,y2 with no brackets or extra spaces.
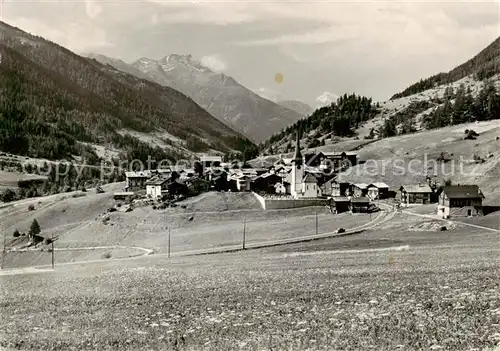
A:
289,132,319,199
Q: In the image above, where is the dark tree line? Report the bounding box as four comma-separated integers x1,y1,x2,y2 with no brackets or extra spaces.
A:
0,40,255,162
379,80,500,138
423,81,500,129
262,93,378,150
391,37,499,100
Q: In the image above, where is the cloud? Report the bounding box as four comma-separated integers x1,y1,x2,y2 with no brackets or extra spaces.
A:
316,92,339,106
200,54,227,72
85,0,102,19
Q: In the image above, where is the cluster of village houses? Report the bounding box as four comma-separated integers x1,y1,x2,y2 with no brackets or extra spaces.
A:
121,134,485,218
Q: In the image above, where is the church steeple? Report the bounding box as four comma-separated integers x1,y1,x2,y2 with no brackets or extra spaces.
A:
293,130,303,167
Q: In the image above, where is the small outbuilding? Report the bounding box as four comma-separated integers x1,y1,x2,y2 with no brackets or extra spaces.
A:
351,183,369,197
400,184,433,204
367,182,390,199
332,196,350,213
350,197,370,213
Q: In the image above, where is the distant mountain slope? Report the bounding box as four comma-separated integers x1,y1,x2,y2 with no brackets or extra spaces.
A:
0,21,253,162
90,54,303,143
261,37,500,156
276,100,313,117
391,37,499,100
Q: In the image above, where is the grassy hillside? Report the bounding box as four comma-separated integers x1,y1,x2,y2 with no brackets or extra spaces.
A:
0,21,254,162
391,37,500,100
336,120,500,202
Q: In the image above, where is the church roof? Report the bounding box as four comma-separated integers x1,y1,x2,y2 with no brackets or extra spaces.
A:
303,174,318,183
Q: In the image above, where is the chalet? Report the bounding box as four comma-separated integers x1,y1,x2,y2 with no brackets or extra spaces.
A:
211,172,229,191
319,179,350,197
184,176,210,194
400,184,433,204
167,181,189,196
146,177,171,199
322,151,357,171
351,183,369,197
125,171,151,191
332,181,351,197
332,197,350,213
437,185,484,218
367,182,390,200
304,152,325,167
252,173,282,193
180,168,196,180
200,155,222,168
274,182,288,194
350,197,370,213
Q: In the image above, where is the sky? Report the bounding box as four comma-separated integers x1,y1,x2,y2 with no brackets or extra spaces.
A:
2,0,499,106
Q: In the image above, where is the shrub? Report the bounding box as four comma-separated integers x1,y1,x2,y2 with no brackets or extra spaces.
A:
107,207,117,213
13,229,20,237
1,188,16,203
102,252,112,259
28,204,35,211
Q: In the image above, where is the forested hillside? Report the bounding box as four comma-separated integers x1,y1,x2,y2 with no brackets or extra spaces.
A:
261,93,378,152
0,21,254,164
391,37,499,99
379,80,500,138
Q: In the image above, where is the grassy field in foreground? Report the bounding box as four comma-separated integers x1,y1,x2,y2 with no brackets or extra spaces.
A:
1,226,499,350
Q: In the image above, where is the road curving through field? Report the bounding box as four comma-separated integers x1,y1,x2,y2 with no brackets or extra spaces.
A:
1,208,396,274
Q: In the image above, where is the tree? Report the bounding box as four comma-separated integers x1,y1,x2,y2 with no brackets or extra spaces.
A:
29,219,41,237
13,229,20,237
380,118,397,138
1,188,16,203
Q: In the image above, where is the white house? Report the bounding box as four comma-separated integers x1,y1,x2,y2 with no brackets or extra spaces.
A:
125,171,152,191
146,177,170,199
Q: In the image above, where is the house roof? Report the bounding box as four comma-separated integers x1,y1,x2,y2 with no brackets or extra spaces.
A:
401,184,433,193
369,182,389,189
146,176,171,186
353,183,368,189
332,196,349,202
443,185,483,199
303,174,318,183
200,155,223,162
351,197,370,203
323,151,358,158
125,171,151,178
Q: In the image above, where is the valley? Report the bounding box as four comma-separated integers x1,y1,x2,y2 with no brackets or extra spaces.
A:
0,14,499,351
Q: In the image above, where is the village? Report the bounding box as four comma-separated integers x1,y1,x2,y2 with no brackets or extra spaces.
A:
119,133,486,219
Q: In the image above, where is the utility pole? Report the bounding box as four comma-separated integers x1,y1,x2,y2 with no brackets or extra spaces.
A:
1,232,5,270
51,232,54,270
315,209,318,235
242,217,246,250
168,226,171,259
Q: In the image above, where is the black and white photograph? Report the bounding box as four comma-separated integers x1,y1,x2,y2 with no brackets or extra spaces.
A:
0,0,499,349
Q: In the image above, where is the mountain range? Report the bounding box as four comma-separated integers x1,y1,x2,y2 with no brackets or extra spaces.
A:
0,21,254,163
88,53,305,143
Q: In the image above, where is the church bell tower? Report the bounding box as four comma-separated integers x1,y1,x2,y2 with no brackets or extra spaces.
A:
290,130,304,198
